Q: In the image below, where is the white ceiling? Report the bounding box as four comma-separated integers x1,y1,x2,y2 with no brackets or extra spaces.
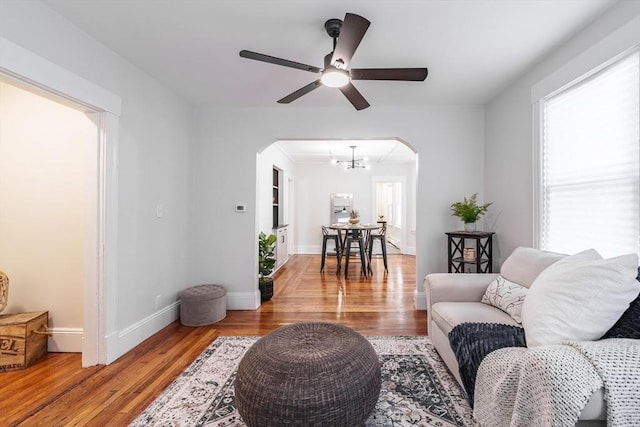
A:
275,139,416,164
41,0,617,162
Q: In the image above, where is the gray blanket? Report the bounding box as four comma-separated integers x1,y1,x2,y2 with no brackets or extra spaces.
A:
473,339,640,427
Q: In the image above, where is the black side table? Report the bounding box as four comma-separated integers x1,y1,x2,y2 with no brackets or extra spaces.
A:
446,231,495,273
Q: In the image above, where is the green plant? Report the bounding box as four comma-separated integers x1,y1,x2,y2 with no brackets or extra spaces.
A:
378,214,385,221
450,193,492,224
349,209,360,219
258,232,277,282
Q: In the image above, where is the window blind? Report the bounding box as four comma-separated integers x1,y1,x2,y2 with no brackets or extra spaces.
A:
541,51,640,258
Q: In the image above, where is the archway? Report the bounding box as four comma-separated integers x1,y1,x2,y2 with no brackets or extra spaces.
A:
255,138,418,300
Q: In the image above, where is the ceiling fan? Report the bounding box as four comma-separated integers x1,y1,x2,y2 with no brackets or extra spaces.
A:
239,13,428,111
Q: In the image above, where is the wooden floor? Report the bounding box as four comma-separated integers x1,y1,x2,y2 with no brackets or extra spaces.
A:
0,254,425,426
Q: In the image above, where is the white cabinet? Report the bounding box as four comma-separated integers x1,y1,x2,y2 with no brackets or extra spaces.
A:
275,226,288,269
275,227,288,269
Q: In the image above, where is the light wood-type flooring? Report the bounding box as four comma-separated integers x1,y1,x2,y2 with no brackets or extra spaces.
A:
0,253,425,426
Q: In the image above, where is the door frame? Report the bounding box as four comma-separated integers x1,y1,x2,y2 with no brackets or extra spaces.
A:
0,37,121,366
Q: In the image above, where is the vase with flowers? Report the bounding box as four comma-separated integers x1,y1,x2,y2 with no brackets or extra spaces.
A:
348,209,360,224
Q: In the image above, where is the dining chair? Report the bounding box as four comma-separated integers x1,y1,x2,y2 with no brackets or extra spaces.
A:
321,225,341,273
343,229,368,278
368,222,388,273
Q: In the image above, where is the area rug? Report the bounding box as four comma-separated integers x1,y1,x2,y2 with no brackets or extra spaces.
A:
130,335,476,426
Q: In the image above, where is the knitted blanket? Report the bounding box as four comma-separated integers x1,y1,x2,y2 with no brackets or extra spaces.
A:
473,339,640,427
448,322,526,406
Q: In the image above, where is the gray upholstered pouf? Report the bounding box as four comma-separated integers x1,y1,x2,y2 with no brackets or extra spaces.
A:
234,322,381,427
179,284,226,326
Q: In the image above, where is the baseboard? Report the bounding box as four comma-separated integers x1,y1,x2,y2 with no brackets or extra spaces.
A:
116,301,180,360
406,246,416,255
47,327,83,353
296,245,322,254
226,291,259,310
414,289,427,310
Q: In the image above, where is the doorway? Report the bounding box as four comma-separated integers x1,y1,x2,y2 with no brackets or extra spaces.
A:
0,79,96,353
373,177,408,254
1,38,121,366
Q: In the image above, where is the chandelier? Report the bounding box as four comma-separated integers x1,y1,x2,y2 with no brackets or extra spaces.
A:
332,145,369,170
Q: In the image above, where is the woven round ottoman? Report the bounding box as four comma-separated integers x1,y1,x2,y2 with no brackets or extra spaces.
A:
234,322,381,426
179,284,226,326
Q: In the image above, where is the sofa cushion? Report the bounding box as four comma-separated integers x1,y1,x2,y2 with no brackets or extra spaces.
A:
500,247,566,288
481,276,528,323
431,301,519,335
521,248,640,347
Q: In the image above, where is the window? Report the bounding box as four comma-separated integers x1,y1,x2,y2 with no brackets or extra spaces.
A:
539,50,640,258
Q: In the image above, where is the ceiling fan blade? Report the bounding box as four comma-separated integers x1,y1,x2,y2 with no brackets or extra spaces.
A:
330,13,370,69
350,68,428,81
277,80,323,104
240,50,321,73
339,82,370,110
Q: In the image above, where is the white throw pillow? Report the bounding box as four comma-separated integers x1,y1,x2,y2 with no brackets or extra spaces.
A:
521,248,640,347
481,276,528,323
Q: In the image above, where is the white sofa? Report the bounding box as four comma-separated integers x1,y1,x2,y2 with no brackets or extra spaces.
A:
424,247,606,424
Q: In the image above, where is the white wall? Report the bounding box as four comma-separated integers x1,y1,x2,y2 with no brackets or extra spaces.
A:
1,1,193,359
484,1,640,268
294,162,416,254
190,105,485,310
1,1,484,355
0,81,92,351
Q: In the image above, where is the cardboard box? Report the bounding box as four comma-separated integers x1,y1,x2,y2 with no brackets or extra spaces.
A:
0,311,48,372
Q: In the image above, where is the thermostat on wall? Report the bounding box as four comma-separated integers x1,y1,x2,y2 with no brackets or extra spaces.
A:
235,204,247,213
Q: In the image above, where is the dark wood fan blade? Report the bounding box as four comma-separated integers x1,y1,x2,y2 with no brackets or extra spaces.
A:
240,50,321,73
330,13,370,69
277,80,323,104
350,68,428,81
339,82,370,110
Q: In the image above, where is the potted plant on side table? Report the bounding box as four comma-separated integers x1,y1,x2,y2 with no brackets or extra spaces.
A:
450,193,492,232
258,231,277,302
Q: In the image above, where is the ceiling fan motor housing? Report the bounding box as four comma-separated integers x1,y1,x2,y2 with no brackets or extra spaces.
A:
324,18,343,39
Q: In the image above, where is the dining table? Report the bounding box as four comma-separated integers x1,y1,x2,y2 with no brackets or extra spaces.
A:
328,222,383,278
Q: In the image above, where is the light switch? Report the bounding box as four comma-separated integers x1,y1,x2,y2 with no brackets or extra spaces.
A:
156,204,164,218
235,204,247,213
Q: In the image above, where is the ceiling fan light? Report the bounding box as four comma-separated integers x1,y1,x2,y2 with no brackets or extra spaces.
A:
321,68,349,88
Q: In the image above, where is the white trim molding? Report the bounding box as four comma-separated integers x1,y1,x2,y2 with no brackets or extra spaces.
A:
227,291,260,310
0,37,121,115
47,327,84,353
117,302,180,357
414,289,426,310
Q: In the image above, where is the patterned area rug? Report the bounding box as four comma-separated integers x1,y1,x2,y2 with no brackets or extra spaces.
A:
131,336,476,426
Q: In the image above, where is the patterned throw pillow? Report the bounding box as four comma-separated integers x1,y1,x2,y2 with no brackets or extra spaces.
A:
481,276,528,323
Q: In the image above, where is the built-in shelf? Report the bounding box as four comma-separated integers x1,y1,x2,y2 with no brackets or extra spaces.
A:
272,167,279,229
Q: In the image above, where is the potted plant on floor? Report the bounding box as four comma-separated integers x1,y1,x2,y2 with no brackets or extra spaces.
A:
258,232,277,302
450,193,492,231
